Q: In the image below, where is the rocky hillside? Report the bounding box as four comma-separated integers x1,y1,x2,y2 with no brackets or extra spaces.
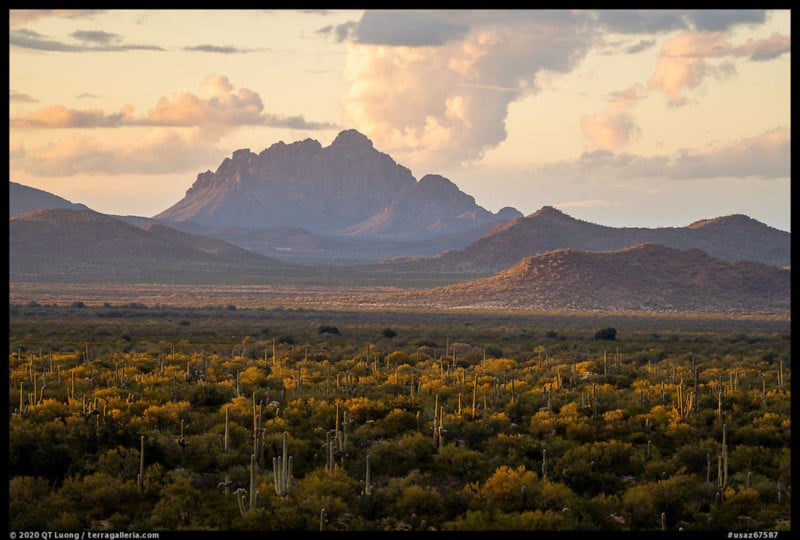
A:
378,243,790,314
381,206,790,273
155,129,520,240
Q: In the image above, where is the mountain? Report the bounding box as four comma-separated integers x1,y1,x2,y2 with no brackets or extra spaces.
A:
379,243,791,314
9,180,90,217
340,173,520,240
154,129,521,240
381,205,790,273
9,208,296,282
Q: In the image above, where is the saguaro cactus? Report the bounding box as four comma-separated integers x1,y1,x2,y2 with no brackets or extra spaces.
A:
472,374,478,420
235,453,259,516
722,423,729,490
218,475,233,496
178,419,189,450
224,405,230,452
364,454,372,496
432,395,440,447
542,448,548,479
273,431,293,496
137,435,145,493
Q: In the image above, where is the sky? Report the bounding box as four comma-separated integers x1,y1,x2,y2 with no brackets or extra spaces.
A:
9,9,791,232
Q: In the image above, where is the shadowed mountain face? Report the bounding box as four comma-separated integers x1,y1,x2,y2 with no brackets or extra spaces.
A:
9,181,90,217
383,243,790,314
154,129,520,240
381,205,791,273
9,208,295,281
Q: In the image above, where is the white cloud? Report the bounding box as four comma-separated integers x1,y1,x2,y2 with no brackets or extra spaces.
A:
580,111,639,150
340,13,597,171
11,75,337,132
648,30,790,103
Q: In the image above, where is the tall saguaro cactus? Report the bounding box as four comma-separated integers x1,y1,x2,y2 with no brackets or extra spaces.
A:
721,423,729,490
235,453,260,516
542,448,548,479
472,374,478,420
137,435,145,493
273,431,293,497
224,405,230,453
432,395,440,447
364,454,372,496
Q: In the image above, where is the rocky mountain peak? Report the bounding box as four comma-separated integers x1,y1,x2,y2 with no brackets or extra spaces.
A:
687,214,766,230
416,174,468,198
258,138,323,160
530,205,570,219
331,129,374,149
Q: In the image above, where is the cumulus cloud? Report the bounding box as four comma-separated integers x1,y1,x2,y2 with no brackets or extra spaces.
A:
580,84,645,150
648,30,790,103
11,75,339,132
542,127,790,180
734,32,791,60
580,111,639,150
144,76,263,128
338,11,598,170
10,105,135,129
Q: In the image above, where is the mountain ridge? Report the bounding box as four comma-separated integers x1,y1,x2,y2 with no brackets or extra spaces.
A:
8,205,791,314
379,205,790,272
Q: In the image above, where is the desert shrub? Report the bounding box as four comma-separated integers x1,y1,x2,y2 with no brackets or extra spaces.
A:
595,327,617,341
319,325,341,335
